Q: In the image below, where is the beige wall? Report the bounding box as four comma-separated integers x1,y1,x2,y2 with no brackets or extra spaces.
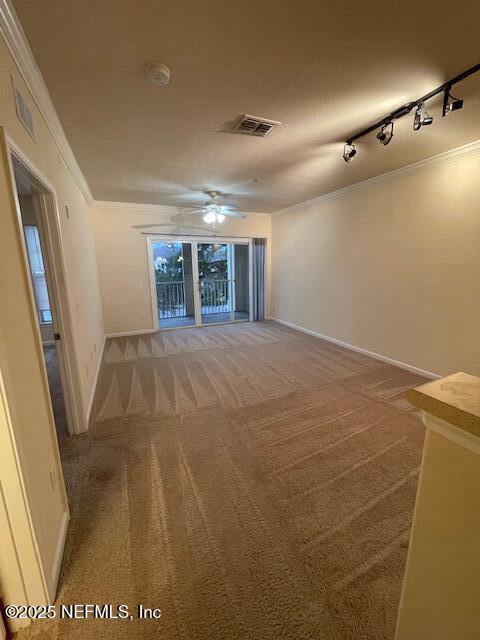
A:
396,423,480,640
0,32,103,607
92,202,271,335
0,37,104,411
271,152,480,377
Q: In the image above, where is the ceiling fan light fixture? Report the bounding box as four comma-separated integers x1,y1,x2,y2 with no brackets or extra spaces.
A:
203,211,216,224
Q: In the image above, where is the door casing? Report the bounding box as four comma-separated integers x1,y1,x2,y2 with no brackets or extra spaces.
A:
0,127,71,630
4,133,85,435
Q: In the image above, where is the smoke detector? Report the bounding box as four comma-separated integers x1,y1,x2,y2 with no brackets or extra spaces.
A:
234,114,281,137
146,62,171,87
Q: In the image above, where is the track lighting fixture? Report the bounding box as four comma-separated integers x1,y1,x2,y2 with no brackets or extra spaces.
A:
341,62,479,162
343,143,356,162
376,122,394,145
413,102,433,131
442,86,464,116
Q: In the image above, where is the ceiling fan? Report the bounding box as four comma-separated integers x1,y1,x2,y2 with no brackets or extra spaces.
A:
187,191,246,225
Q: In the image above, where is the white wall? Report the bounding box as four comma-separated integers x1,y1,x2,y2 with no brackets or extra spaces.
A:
271,147,480,378
0,39,104,414
0,28,104,614
92,202,271,335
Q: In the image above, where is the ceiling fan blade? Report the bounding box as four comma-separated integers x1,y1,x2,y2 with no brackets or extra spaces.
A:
179,203,209,210
133,223,171,229
222,210,246,219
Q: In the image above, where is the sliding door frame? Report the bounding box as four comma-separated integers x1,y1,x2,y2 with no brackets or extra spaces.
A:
146,234,253,330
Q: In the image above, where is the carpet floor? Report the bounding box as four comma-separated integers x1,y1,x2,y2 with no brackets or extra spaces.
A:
21,321,426,639
43,345,69,440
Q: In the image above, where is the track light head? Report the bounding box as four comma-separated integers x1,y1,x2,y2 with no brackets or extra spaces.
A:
413,102,433,130
343,143,357,162
376,122,394,146
442,87,464,117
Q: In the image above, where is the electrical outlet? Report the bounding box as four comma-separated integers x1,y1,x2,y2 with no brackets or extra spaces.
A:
85,365,89,378
140,312,146,320
65,204,70,219
350,321,358,330
93,343,97,354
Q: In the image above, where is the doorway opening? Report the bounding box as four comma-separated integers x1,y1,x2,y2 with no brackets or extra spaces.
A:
148,237,252,330
11,154,75,441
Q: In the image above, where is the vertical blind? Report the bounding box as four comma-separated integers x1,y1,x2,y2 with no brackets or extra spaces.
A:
252,238,266,321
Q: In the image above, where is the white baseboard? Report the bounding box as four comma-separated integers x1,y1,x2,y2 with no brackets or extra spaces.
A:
86,333,107,423
105,329,155,338
51,509,69,595
271,317,440,380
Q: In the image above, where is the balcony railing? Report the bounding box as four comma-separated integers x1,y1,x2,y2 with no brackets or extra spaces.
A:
157,281,186,318
200,279,230,315
156,279,231,319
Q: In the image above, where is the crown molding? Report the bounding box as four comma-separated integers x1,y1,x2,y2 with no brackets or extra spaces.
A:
93,199,270,216
274,138,480,215
94,200,180,213
0,0,93,204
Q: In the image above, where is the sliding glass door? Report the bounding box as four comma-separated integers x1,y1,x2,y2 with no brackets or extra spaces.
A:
198,243,232,324
151,240,196,329
233,243,250,321
150,237,251,329
197,242,251,325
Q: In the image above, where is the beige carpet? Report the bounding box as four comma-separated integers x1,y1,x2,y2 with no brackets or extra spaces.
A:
21,321,426,639
43,345,69,440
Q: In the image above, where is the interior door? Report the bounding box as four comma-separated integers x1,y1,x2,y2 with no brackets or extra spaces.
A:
0,604,7,640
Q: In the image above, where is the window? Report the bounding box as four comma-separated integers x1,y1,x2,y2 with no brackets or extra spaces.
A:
24,225,52,324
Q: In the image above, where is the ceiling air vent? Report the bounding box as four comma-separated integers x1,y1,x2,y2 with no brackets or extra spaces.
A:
234,114,281,137
12,79,35,139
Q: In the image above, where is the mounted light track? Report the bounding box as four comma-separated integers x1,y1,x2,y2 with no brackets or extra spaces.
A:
343,62,480,161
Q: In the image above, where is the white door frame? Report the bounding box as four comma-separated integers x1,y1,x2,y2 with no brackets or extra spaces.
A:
0,611,6,640
3,132,85,434
0,128,71,632
146,234,252,330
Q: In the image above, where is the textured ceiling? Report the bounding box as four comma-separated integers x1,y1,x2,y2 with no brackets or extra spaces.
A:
12,0,480,213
